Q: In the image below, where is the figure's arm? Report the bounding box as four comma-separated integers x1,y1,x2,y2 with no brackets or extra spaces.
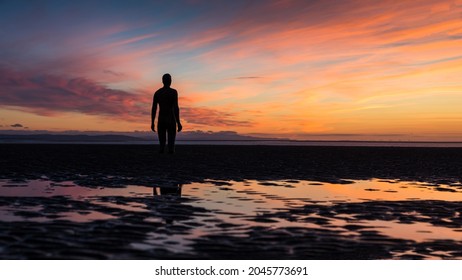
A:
151,93,157,132
174,91,182,132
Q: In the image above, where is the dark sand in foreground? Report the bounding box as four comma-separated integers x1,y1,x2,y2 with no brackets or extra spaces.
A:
2,144,462,185
1,144,462,259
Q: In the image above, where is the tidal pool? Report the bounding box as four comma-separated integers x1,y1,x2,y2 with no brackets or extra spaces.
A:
1,178,461,259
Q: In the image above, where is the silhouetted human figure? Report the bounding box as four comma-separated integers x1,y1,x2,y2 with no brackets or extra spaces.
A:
151,73,182,153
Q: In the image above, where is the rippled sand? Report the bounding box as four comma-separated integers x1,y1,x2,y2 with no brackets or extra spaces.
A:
1,144,462,259
1,178,462,259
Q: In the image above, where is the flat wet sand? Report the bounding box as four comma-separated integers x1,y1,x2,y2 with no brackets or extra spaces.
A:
1,144,462,259
2,144,462,185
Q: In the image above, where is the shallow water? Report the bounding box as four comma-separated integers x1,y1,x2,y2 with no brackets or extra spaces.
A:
1,178,462,259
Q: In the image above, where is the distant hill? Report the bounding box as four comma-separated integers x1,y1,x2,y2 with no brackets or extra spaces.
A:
0,130,280,143
0,134,145,143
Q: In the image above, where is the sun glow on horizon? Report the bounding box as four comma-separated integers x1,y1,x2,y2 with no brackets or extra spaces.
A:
1,0,462,141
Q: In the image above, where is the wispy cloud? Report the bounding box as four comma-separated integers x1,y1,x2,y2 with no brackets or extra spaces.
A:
0,67,250,128
103,69,125,77
1,0,461,139
233,76,263,80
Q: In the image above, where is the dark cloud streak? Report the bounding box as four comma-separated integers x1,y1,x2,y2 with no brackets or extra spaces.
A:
234,76,263,80
0,67,250,127
103,69,125,77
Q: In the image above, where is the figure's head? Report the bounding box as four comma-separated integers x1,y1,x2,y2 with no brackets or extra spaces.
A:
162,73,172,87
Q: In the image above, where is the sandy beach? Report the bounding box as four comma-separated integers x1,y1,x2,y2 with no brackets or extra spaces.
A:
1,144,462,259
2,144,462,185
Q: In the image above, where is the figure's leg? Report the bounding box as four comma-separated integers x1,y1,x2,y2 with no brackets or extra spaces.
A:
167,123,177,154
157,122,167,153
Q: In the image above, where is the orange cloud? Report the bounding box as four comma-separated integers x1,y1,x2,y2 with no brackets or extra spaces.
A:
0,67,251,130
2,0,462,140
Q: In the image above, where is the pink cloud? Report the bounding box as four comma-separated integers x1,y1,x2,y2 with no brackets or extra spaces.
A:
0,66,251,127
181,107,251,127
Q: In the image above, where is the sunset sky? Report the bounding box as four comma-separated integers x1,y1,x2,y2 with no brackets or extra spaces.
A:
1,0,462,141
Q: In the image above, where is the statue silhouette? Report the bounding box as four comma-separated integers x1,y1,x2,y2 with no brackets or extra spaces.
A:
151,73,182,153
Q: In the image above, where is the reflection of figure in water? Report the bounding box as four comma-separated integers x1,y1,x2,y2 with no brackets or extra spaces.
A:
151,73,182,154
153,183,183,197
152,183,183,225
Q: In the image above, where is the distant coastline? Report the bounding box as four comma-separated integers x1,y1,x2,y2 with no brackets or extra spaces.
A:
178,140,462,147
1,133,462,147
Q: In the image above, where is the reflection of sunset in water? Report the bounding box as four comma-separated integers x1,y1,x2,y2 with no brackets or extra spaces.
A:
1,178,462,258
184,179,462,206
315,180,462,202
183,179,462,251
